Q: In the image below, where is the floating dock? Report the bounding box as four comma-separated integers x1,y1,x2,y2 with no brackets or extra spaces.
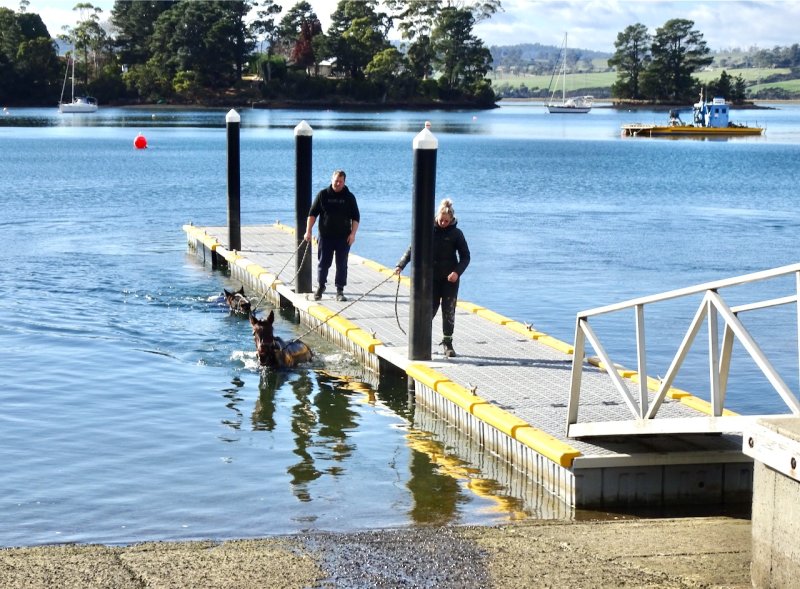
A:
184,222,752,508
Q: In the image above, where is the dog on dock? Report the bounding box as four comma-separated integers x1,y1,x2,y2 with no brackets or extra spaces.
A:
223,286,251,315
249,310,312,369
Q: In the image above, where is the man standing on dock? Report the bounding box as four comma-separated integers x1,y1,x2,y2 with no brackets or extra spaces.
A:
305,170,360,302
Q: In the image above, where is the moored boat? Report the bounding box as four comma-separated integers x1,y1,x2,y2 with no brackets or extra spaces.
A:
547,95,593,114
59,96,98,114
546,33,593,114
621,94,762,137
58,55,98,114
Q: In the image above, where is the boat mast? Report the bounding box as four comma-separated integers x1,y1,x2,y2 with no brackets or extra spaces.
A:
562,33,567,102
59,56,69,105
71,56,75,102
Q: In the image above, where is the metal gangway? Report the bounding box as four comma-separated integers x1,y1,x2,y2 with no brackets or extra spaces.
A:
567,263,800,438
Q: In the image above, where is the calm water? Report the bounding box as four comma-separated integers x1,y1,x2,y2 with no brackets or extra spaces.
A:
2,101,800,547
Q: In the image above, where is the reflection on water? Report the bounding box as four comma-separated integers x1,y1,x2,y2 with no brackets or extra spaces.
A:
249,350,573,528
253,371,282,431
288,371,320,502
4,102,798,144
408,441,464,525
411,396,574,521
0,107,485,134
284,370,362,501
219,382,245,441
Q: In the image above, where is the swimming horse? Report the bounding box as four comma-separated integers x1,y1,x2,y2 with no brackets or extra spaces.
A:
249,310,312,369
223,286,251,315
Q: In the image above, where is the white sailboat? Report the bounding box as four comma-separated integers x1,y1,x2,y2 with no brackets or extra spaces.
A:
58,55,97,114
545,33,592,114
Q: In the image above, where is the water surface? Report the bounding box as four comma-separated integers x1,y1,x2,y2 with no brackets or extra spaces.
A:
1,102,799,546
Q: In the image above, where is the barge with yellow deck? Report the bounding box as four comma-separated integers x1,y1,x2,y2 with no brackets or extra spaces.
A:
622,95,763,137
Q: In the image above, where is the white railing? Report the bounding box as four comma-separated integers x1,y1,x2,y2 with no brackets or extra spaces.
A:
567,263,800,438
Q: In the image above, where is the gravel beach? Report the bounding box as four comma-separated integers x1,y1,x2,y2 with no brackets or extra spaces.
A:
0,517,751,588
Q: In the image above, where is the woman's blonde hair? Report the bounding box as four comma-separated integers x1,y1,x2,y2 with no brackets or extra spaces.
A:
436,198,455,223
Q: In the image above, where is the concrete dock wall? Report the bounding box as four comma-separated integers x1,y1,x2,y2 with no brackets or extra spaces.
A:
745,417,800,588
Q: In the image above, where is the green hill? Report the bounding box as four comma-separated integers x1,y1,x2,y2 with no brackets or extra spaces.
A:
489,67,797,100
489,41,800,100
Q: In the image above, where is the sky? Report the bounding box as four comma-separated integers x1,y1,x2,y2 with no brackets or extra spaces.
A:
3,0,799,53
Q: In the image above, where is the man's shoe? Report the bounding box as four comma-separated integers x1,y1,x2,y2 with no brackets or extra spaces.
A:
442,339,456,358
336,289,347,302
313,286,324,301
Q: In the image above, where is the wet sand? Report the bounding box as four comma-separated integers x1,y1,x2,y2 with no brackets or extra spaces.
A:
0,517,751,588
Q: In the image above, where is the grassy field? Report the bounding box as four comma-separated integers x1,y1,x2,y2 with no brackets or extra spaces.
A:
488,67,793,94
695,67,789,83
748,78,800,93
489,71,613,92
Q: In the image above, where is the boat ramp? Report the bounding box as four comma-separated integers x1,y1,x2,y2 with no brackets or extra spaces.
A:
184,222,752,509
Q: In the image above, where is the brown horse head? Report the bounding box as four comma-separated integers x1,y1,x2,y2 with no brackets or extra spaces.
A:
250,309,278,367
249,310,312,369
224,286,251,315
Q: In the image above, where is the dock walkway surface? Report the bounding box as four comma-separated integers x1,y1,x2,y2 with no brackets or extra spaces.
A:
184,223,750,508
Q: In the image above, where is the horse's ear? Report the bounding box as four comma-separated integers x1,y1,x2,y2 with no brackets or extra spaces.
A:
249,312,258,326
266,310,275,325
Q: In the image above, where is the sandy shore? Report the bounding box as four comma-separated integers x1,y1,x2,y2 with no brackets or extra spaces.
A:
0,516,751,588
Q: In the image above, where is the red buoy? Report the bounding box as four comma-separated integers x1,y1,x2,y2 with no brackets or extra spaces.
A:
133,133,147,149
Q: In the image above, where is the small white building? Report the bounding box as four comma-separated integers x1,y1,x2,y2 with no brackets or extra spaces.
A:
310,58,337,78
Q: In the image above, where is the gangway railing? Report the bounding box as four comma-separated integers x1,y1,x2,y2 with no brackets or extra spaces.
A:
567,263,800,438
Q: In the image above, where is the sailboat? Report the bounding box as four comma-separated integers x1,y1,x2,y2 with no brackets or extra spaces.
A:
545,33,593,114
58,55,97,113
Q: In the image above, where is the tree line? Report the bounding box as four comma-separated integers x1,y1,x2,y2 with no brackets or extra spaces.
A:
745,44,800,69
492,19,800,103
496,19,756,104
490,43,609,77
0,0,500,108
3,3,795,109
609,19,747,103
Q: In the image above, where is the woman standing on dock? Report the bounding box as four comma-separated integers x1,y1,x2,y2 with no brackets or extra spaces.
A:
395,198,470,357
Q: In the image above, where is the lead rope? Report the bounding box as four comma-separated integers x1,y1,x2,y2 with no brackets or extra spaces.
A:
251,240,310,312
280,239,311,289
394,274,406,335
270,239,310,289
289,273,396,344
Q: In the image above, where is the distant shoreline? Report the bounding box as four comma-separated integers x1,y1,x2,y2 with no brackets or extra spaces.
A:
106,99,793,112
115,98,499,111
17,98,795,112
498,97,789,110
